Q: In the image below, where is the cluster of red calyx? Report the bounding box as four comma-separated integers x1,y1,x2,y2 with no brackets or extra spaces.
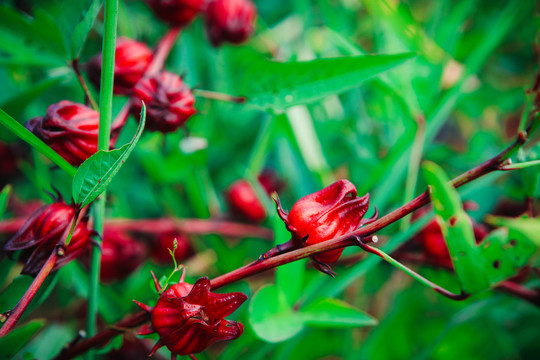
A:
150,232,194,265
275,180,377,273
145,0,256,46
2,198,92,276
204,0,257,46
413,207,488,268
86,37,154,95
134,271,246,357
99,228,147,283
226,170,284,223
25,101,99,166
131,71,196,133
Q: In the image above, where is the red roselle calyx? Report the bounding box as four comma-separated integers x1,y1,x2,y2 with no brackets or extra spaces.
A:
99,228,147,282
25,101,99,166
2,199,92,276
131,71,196,133
134,271,246,356
86,37,154,95
275,180,377,271
145,0,205,26
204,0,257,46
226,171,284,223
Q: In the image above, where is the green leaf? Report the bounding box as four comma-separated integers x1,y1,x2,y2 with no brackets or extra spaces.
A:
72,104,146,207
0,184,11,220
249,285,304,343
299,298,378,328
423,161,490,293
0,108,77,177
69,0,103,59
240,52,415,111
0,319,45,358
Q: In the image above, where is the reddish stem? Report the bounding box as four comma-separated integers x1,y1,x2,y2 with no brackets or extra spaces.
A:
53,311,150,360
71,58,99,111
0,250,59,337
497,281,540,307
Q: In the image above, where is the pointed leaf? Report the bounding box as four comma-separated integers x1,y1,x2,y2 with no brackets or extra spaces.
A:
69,0,103,59
240,53,415,111
248,285,304,343
72,104,146,207
0,184,11,220
299,298,378,328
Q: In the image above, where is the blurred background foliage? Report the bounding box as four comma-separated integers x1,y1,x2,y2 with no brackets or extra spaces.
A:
0,0,539,359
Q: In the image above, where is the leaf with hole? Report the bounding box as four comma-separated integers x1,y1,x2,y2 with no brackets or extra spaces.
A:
72,104,146,207
423,161,490,293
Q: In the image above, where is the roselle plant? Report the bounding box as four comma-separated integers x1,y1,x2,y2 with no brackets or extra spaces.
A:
0,0,539,359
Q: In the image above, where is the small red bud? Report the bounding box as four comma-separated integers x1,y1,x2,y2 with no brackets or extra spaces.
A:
135,275,247,356
131,71,196,133
2,200,92,276
226,171,284,223
25,101,99,166
204,0,257,46
87,37,154,95
276,180,373,264
145,0,205,26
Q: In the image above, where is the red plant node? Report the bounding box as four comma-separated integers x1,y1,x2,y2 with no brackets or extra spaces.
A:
276,179,372,264
204,0,257,46
134,276,247,356
131,71,196,133
86,37,154,95
2,200,92,276
25,101,99,166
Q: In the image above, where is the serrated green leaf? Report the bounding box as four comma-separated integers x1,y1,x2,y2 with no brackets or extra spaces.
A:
299,298,378,328
72,104,146,207
249,285,304,343
423,161,490,293
0,319,45,358
240,53,415,111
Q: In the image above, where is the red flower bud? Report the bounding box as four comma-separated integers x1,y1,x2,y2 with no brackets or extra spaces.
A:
131,71,196,133
226,171,284,223
100,228,147,282
2,199,92,276
25,101,99,166
275,180,375,266
87,37,154,95
204,0,257,46
134,272,246,356
150,232,194,265
145,0,205,26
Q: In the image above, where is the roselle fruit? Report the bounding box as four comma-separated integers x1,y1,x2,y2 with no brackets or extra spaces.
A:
100,228,147,282
87,37,154,95
25,101,99,166
145,0,205,26
2,199,92,276
134,272,246,357
276,180,376,266
131,71,196,133
226,170,284,223
204,0,257,46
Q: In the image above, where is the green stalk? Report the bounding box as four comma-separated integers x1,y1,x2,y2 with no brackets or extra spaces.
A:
86,0,118,357
0,108,76,177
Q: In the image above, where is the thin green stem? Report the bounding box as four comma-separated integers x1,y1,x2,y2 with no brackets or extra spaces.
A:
500,159,540,170
86,0,118,356
0,108,77,177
